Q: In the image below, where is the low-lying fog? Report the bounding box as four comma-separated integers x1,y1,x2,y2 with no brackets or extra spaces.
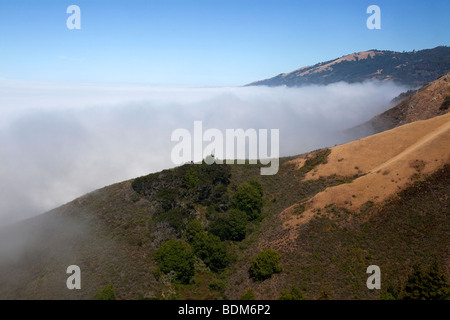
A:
0,80,407,226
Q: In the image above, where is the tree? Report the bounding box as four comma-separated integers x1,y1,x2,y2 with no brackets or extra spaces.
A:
278,286,306,300
248,180,263,197
185,219,204,242
210,209,247,241
232,181,263,220
190,231,228,272
249,249,282,282
155,240,195,284
402,263,449,300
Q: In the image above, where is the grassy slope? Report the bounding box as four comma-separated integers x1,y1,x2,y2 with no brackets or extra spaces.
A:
228,164,449,299
0,146,447,299
0,181,161,299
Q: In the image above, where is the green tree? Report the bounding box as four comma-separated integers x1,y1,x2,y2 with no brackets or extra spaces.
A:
191,231,228,272
240,289,256,300
185,219,204,242
249,249,282,282
210,209,247,241
278,286,306,300
232,181,263,220
155,240,195,284
248,180,263,197
402,263,449,300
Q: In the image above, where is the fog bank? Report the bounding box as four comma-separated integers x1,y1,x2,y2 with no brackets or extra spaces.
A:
0,80,407,225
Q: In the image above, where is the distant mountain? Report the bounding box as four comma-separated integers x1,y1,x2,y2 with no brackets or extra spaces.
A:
247,46,450,87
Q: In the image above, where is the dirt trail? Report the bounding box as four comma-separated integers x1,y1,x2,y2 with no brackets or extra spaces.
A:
304,113,450,180
370,119,450,173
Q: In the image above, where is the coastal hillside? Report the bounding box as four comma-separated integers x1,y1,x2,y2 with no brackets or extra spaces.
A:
248,46,450,87
1,114,448,300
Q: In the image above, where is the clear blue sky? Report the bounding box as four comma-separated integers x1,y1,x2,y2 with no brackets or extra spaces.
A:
0,0,448,86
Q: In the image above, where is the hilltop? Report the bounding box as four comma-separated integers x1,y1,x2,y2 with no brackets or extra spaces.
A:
247,46,450,87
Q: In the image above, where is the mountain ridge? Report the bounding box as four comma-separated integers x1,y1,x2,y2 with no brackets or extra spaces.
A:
247,46,450,87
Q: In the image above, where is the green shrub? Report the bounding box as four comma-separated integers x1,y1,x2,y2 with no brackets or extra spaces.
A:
248,180,263,197
402,263,449,300
157,188,177,211
190,231,228,272
249,249,282,282
278,286,305,300
206,205,218,220
209,278,227,293
232,181,263,220
210,209,247,241
94,284,116,300
155,208,192,233
240,289,256,300
184,169,199,189
299,148,331,174
185,219,204,242
379,286,399,300
155,240,195,284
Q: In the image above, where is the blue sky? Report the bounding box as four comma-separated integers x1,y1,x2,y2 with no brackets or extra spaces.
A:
0,0,448,86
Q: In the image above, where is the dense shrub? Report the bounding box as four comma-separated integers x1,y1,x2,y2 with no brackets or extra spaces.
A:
240,289,256,300
155,240,195,284
440,95,450,110
132,162,231,212
232,181,263,220
190,231,228,272
299,148,331,174
209,278,227,293
183,168,199,189
379,286,399,300
402,263,449,300
210,209,247,241
155,208,192,233
249,249,282,282
200,162,231,185
248,180,263,197
186,219,229,272
157,188,177,211
278,286,305,300
185,219,204,242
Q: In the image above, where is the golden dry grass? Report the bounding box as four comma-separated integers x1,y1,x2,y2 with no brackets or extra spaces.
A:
282,112,450,233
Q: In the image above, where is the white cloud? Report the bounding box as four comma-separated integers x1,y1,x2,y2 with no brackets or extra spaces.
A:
0,80,407,226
